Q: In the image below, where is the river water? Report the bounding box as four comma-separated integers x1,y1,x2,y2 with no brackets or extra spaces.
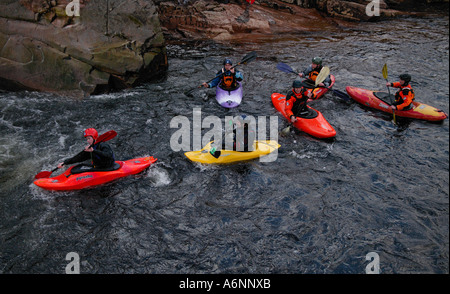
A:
0,13,448,275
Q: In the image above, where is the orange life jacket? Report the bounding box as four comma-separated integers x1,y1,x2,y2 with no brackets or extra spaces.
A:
223,75,234,87
392,82,415,111
285,88,310,118
221,69,235,88
308,70,320,82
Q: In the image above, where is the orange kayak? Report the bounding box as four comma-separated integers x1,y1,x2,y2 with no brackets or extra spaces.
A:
271,93,336,139
34,156,157,191
346,86,448,122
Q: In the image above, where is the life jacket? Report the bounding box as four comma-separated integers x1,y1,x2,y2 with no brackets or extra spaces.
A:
393,82,415,111
307,65,322,82
223,75,234,88
221,69,235,88
285,88,310,118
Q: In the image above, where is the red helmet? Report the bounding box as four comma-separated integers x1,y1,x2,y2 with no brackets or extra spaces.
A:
84,128,98,141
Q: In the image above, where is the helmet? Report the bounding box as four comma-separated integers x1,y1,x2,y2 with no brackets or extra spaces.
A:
399,74,411,84
84,128,98,141
312,57,322,65
239,114,248,121
223,58,233,65
293,80,303,88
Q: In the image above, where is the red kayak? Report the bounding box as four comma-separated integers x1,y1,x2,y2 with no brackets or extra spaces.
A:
34,156,157,191
271,93,336,139
307,75,336,102
346,86,448,122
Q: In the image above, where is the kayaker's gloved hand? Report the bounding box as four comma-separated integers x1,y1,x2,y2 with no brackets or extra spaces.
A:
202,82,209,88
57,162,64,169
84,145,94,152
290,115,297,123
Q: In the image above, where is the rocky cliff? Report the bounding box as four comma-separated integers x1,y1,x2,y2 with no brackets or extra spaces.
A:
0,0,168,97
156,0,448,42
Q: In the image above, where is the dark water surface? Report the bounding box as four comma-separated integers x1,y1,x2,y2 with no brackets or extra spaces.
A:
0,15,448,274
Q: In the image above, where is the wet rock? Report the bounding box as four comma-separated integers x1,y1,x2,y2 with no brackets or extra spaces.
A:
157,0,341,42
157,0,448,43
0,0,168,98
315,0,404,22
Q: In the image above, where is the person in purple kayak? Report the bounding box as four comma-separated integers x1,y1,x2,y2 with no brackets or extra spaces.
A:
202,58,243,90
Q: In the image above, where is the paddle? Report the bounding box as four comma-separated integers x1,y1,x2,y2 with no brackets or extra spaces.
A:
281,123,293,135
315,66,330,87
382,63,396,124
276,62,350,101
184,51,258,97
34,130,118,179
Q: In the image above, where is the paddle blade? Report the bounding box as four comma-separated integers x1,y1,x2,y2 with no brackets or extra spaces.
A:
276,62,297,75
34,171,53,179
96,130,117,143
281,125,291,135
34,167,59,179
184,87,197,97
382,63,388,80
315,66,330,86
238,51,257,66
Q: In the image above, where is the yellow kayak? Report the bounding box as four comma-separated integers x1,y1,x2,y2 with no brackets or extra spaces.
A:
184,140,281,164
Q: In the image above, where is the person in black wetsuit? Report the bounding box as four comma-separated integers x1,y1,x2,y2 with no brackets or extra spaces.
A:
209,115,256,158
230,114,255,152
57,128,115,171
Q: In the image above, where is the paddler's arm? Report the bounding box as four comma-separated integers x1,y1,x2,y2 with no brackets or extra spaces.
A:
59,150,90,168
299,65,312,78
285,94,296,122
386,82,401,88
320,75,331,88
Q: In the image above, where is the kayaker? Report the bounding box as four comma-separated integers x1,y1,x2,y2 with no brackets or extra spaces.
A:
386,74,415,111
57,128,115,171
298,57,332,94
230,114,255,152
210,115,255,157
285,80,314,123
202,58,243,90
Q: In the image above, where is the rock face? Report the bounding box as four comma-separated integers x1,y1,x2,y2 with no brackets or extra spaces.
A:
157,0,448,42
0,0,168,97
157,0,346,42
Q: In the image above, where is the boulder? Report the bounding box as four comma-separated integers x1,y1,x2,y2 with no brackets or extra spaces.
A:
0,0,168,97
